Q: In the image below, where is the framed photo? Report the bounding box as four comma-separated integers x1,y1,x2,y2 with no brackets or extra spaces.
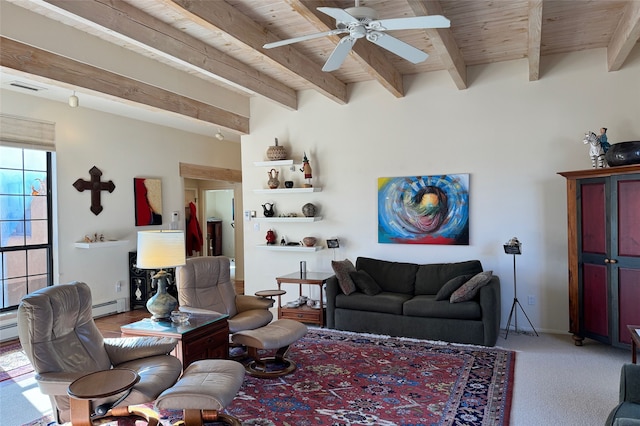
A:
378,174,469,245
326,239,340,249
134,177,163,226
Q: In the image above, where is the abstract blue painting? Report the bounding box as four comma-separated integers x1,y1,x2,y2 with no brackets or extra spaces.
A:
378,174,469,245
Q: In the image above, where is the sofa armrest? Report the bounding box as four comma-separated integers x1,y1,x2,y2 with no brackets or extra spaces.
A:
236,294,274,312
325,275,340,329
478,276,501,346
620,363,640,403
104,336,178,366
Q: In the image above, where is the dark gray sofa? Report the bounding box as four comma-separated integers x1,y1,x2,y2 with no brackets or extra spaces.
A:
325,257,501,347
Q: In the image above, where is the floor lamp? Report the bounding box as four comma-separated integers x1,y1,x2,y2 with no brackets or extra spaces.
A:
504,237,538,338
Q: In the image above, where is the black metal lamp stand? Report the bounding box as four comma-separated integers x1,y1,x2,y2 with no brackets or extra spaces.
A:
504,239,538,338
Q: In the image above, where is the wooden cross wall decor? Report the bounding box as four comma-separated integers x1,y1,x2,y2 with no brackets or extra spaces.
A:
73,166,115,215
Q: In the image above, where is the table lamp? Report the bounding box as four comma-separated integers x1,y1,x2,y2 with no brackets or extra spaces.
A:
137,230,186,320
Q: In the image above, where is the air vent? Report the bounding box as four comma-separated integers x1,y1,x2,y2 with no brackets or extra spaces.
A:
8,81,47,92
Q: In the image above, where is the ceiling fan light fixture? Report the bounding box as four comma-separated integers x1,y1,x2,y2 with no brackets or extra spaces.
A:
344,6,378,21
68,91,79,108
265,1,449,72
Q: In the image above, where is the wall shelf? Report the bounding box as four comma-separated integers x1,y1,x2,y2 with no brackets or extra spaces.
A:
254,160,294,167
254,187,322,194
255,216,322,223
257,244,323,252
75,240,129,249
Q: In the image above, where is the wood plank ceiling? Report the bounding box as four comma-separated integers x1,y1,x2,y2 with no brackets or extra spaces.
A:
2,0,639,135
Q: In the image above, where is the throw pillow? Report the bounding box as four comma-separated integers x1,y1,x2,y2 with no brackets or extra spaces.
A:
331,259,357,295
349,269,382,296
435,274,474,301
450,271,493,303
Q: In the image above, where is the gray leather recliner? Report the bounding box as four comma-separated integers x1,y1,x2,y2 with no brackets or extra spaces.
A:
17,281,183,424
176,256,274,334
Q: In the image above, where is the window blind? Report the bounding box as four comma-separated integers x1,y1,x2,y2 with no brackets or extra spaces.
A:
0,113,55,151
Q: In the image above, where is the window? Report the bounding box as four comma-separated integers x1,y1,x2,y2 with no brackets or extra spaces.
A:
0,146,53,311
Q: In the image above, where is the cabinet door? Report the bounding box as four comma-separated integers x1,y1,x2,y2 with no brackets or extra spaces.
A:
578,179,610,342
612,176,640,345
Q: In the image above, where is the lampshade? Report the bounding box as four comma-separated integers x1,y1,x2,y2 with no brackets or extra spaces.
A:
136,230,186,269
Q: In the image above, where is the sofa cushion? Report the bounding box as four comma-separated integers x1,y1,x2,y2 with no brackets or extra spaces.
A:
335,292,411,315
356,257,418,294
331,259,357,295
350,270,382,296
403,295,481,320
414,260,483,295
450,271,493,303
435,274,475,301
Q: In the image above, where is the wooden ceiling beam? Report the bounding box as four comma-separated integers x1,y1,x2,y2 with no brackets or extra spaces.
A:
527,0,543,81
168,0,348,105
0,37,249,134
42,0,297,111
607,0,640,71
289,0,404,98
406,1,467,90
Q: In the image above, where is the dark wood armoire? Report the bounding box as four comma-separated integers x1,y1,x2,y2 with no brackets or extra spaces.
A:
559,164,640,348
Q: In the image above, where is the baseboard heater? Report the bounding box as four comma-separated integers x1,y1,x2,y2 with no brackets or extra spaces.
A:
92,298,127,318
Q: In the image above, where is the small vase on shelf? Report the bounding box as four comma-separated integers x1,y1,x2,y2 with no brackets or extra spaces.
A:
302,203,317,217
267,169,280,189
266,138,287,161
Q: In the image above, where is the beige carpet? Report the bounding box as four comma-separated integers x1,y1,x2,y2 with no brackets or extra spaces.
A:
498,330,629,425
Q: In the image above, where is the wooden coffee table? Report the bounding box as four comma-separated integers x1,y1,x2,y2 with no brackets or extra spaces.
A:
121,313,229,369
628,325,640,364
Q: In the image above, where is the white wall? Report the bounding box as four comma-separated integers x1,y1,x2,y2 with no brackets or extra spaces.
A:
241,48,640,334
0,90,241,317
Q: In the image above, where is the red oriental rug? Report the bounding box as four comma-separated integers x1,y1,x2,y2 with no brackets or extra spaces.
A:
25,328,515,425
0,340,33,383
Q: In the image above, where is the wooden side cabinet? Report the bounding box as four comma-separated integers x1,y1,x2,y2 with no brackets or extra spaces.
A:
276,271,334,327
207,220,222,256
559,165,640,348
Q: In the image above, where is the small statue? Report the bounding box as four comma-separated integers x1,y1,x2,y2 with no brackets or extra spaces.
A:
583,131,606,169
300,152,312,188
598,127,610,153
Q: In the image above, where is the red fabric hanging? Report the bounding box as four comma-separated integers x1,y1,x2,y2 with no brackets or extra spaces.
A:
186,202,203,255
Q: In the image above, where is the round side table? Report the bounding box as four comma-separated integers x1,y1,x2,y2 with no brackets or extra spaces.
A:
68,368,142,426
255,289,286,299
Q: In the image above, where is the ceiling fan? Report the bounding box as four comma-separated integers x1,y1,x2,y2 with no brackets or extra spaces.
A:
263,0,450,72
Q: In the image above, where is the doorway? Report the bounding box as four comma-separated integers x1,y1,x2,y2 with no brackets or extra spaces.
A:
180,162,244,292
203,189,236,276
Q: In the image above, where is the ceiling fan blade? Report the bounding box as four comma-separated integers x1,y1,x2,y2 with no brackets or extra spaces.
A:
317,7,359,25
264,28,348,49
367,32,428,64
322,36,357,72
370,15,450,31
